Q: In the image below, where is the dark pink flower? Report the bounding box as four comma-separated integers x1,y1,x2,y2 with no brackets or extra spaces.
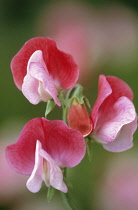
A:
11,37,79,106
6,118,86,193
68,75,137,152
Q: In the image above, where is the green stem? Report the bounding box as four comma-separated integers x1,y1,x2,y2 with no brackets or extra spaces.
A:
62,168,79,210
61,95,79,210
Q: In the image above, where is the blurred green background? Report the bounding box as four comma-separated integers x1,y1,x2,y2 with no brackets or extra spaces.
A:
0,0,138,209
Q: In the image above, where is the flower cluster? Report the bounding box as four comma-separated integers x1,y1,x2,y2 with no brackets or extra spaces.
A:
6,37,137,198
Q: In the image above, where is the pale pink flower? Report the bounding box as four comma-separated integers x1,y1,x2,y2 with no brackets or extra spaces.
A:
98,154,138,210
68,75,137,152
0,144,27,202
11,37,79,106
6,118,86,193
37,2,138,85
36,1,94,85
0,120,27,203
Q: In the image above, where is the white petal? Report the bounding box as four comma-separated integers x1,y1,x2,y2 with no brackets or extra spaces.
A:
26,140,67,193
40,149,67,193
26,140,43,193
103,116,137,152
28,50,61,106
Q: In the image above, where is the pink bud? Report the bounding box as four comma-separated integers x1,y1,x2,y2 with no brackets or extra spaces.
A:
67,98,93,137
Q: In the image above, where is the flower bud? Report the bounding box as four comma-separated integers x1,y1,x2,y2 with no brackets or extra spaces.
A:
67,98,93,137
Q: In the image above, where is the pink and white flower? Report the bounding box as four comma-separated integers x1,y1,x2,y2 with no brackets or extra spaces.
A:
6,118,86,193
67,75,137,152
11,37,79,106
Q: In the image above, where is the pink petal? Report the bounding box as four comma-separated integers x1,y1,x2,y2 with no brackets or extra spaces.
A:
92,97,136,143
22,73,41,104
91,75,134,129
6,118,46,175
103,116,137,152
22,50,60,105
106,76,133,101
90,75,112,128
99,76,134,117
41,119,86,168
27,141,67,193
11,37,79,90
6,118,86,175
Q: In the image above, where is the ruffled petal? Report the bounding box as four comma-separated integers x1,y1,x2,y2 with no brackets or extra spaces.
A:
40,146,67,193
11,37,79,91
22,73,41,104
22,50,60,105
5,118,46,175
26,140,44,193
106,76,133,101
103,116,137,152
90,75,134,129
6,118,86,175
92,97,136,143
41,119,86,168
26,140,67,193
90,75,112,128
99,76,134,117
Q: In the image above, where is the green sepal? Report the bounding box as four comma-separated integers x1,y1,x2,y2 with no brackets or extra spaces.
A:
58,93,69,108
72,85,84,104
47,186,56,201
66,85,83,102
66,85,91,109
45,99,56,118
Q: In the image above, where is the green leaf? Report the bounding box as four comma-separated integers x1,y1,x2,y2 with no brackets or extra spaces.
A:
45,99,56,117
47,186,56,201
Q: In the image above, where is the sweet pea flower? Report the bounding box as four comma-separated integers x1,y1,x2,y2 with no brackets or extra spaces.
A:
11,37,79,106
6,118,86,193
67,75,137,152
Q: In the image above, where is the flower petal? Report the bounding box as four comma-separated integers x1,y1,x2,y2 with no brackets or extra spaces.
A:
26,140,44,193
40,146,67,193
22,73,41,104
92,97,136,143
90,75,134,129
90,75,112,128
11,37,79,90
103,116,137,152
41,119,86,168
26,140,67,193
106,76,133,101
6,118,86,175
5,118,46,175
22,50,60,105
